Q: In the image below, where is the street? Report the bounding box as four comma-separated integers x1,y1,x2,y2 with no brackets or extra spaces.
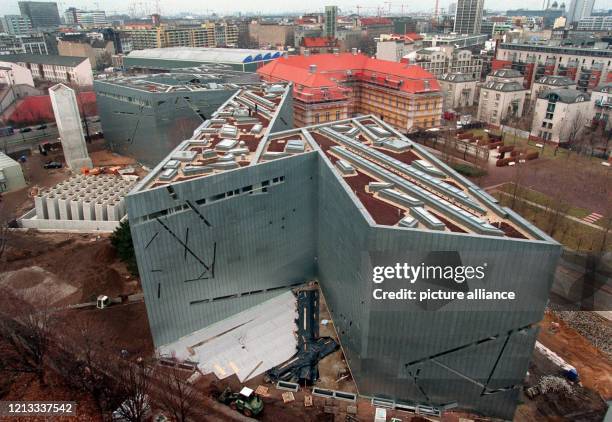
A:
1,117,101,154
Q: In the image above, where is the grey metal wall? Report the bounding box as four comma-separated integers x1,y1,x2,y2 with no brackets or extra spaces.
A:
315,153,560,420
127,152,318,347
129,146,560,419
94,81,238,166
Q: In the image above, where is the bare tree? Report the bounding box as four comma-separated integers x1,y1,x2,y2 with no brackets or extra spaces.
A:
562,109,586,154
0,289,56,384
114,361,152,422
47,317,123,415
154,366,199,422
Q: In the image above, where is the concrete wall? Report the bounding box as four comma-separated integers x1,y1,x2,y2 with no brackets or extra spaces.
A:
49,83,92,169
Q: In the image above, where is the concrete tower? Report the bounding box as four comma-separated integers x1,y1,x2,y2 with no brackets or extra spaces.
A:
325,5,338,38
49,83,93,170
453,0,485,35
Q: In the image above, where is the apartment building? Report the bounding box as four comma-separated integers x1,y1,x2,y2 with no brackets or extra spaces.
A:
58,34,114,69
258,52,443,131
407,46,482,79
438,72,477,109
248,21,295,48
0,53,93,86
486,68,524,85
0,34,48,55
495,43,612,90
531,75,576,100
577,16,612,31
375,33,423,62
1,15,32,35
591,83,611,130
477,80,528,124
118,23,240,51
530,88,591,142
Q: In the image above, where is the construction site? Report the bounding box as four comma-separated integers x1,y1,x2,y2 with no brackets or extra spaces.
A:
0,74,610,422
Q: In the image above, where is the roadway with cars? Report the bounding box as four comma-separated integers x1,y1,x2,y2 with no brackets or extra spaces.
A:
1,117,101,154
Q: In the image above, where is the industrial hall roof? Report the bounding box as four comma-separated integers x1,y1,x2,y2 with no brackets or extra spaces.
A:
126,47,284,64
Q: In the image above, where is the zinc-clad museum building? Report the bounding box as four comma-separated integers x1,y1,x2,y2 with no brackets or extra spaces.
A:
126,82,560,419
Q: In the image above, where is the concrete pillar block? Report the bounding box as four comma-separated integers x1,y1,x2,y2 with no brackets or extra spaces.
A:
95,202,107,221
34,196,48,220
70,199,83,220
57,198,72,220
46,197,59,220
107,203,120,221
82,201,94,220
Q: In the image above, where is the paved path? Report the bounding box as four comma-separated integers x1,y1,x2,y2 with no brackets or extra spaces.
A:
490,189,606,232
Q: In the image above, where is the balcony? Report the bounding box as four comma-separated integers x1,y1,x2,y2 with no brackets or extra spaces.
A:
595,99,612,109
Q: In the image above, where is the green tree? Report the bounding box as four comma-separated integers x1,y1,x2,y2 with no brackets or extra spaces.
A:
111,220,139,277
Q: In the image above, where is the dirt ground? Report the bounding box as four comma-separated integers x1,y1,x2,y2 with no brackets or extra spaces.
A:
478,154,610,215
1,139,146,223
537,312,612,399
2,231,139,305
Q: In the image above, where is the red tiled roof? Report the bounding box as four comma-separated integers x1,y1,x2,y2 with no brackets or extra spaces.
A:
302,37,338,48
257,53,440,94
404,32,423,41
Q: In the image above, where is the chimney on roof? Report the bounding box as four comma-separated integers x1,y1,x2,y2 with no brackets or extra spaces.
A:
424,80,430,90
309,64,317,74
351,48,357,55
333,48,339,55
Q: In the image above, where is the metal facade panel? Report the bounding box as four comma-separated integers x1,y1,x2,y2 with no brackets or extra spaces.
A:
129,128,561,419
129,154,318,347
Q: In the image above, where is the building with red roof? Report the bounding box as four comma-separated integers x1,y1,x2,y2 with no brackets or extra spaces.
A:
300,37,339,55
258,51,442,130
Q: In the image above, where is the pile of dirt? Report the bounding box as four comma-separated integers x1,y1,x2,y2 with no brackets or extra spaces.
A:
0,266,77,306
2,232,137,305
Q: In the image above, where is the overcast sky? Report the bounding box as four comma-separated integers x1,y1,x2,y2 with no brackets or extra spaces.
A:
1,0,610,18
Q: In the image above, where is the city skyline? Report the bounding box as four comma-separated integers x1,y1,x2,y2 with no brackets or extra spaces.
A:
1,0,608,19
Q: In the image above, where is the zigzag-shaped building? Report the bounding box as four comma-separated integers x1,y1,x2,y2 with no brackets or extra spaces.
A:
126,82,560,419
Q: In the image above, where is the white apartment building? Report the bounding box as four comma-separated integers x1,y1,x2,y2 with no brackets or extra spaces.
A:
438,72,477,110
530,88,591,142
590,83,611,130
531,75,576,100
477,80,528,124
496,43,612,89
406,46,482,79
0,54,93,86
577,16,612,31
486,68,524,85
375,33,423,62
0,60,34,86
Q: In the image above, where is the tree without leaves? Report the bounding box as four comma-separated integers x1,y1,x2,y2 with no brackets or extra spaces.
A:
154,366,199,422
114,362,152,422
0,288,56,384
53,317,121,413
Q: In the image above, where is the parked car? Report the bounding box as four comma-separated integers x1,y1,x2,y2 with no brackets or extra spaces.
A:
19,127,32,133
43,161,62,169
37,124,47,130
